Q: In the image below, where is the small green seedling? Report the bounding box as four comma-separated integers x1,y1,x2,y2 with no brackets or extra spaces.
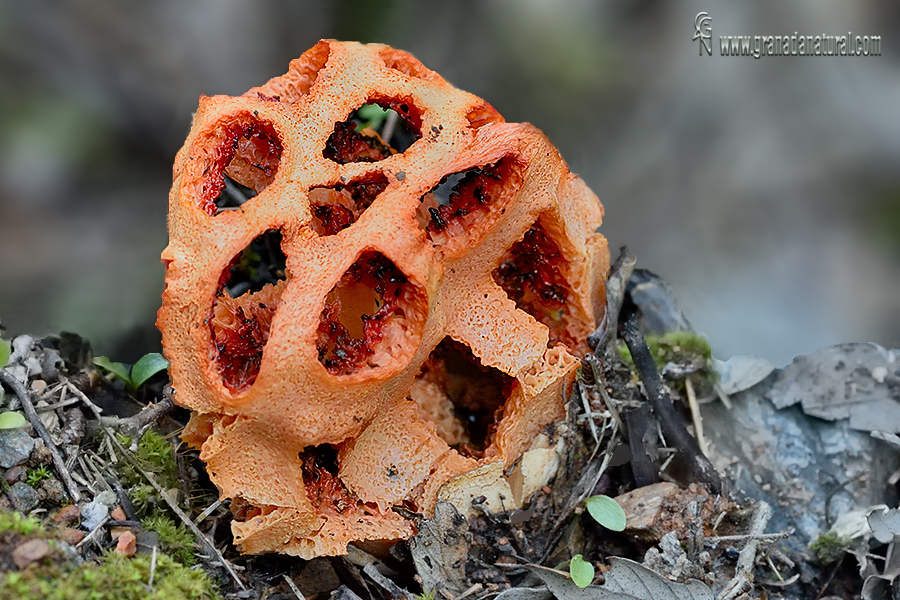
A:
414,589,436,600
25,465,52,486
585,494,627,531
93,352,168,394
569,554,594,588
0,411,27,429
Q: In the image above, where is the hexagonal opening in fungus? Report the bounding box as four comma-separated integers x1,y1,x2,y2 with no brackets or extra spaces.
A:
211,230,288,394
416,156,524,248
200,114,283,216
316,252,424,376
410,338,515,458
309,172,390,236
492,221,573,347
323,98,422,163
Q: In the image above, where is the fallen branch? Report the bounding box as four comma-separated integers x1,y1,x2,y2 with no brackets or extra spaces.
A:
101,389,175,440
0,369,81,502
620,302,723,495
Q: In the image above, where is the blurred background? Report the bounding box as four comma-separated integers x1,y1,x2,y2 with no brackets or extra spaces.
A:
1,0,898,366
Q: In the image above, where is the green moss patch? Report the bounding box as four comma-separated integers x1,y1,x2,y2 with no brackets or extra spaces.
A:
142,514,196,566
0,551,219,600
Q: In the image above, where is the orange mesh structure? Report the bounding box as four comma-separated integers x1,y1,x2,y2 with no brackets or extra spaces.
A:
158,40,609,558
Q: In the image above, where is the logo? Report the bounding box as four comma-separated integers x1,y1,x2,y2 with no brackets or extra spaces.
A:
694,12,712,55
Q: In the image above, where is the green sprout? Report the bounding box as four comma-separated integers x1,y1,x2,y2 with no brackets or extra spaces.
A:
585,494,627,532
414,589,437,600
25,465,52,487
0,411,28,429
569,554,594,588
93,352,168,394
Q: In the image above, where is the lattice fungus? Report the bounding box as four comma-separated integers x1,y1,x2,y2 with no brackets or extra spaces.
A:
158,40,609,558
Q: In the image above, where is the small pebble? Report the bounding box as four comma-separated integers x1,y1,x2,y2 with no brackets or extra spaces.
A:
28,439,52,466
54,504,81,527
0,429,36,468
5,465,26,484
110,506,127,521
9,481,40,512
39,478,66,504
13,539,51,569
115,530,137,557
164,488,184,506
59,527,85,546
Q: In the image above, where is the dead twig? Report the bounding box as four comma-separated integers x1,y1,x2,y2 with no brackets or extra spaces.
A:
718,501,772,600
148,545,158,590
584,353,625,433
704,531,790,545
620,302,723,494
625,402,660,487
283,574,307,600
64,380,104,417
362,562,415,600
576,378,599,444
194,499,223,526
0,369,81,502
76,515,110,549
684,378,708,456
101,392,175,441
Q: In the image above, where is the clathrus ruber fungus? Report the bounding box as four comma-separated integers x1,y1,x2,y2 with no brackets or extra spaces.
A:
158,40,609,558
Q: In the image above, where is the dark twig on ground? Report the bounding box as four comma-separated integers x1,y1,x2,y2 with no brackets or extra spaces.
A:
0,368,82,502
101,392,175,440
619,300,723,495
624,401,659,487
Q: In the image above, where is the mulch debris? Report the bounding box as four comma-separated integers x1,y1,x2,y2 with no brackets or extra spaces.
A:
1,259,898,600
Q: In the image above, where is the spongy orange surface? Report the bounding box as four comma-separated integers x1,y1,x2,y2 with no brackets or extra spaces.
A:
158,40,608,558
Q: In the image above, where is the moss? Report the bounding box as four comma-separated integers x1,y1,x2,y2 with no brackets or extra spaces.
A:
810,531,852,564
142,514,196,566
25,466,53,487
0,510,44,536
0,551,219,600
617,331,717,390
117,430,182,513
